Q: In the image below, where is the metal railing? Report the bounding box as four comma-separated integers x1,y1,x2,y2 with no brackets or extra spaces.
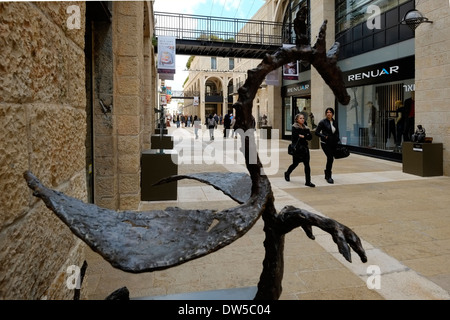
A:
154,12,283,46
169,90,200,99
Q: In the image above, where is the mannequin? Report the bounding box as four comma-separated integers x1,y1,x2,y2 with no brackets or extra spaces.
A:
403,91,415,142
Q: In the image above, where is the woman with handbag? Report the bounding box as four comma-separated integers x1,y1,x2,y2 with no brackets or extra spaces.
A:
284,113,315,187
315,107,340,184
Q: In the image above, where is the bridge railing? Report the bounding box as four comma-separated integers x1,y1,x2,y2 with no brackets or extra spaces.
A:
154,12,283,46
169,90,200,98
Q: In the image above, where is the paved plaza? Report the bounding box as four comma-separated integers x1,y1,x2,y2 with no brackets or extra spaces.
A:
84,125,450,300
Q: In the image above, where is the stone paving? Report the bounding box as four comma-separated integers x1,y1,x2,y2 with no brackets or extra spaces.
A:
84,126,450,300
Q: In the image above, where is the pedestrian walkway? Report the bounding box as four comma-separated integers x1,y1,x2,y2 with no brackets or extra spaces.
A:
84,125,450,300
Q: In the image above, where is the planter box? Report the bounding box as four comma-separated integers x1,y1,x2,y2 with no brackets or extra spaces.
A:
141,149,178,201
402,142,443,177
151,134,173,149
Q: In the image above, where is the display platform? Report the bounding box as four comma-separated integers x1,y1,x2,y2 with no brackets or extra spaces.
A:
141,149,178,201
402,142,443,177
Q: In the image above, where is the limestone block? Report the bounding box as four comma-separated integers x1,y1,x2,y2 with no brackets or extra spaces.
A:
96,176,115,198
118,153,140,174
119,173,140,195
95,156,115,177
117,115,140,135
95,196,117,211
35,1,86,49
0,2,85,106
115,1,142,16
117,76,140,96
0,105,29,227
28,105,86,187
119,194,141,211
117,56,140,77
94,135,115,157
118,135,140,154
0,204,80,299
115,95,141,116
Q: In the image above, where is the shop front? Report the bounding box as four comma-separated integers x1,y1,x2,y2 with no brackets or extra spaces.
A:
282,80,312,139
337,55,415,161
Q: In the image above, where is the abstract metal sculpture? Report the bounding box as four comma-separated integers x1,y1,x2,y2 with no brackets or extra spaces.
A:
24,9,366,300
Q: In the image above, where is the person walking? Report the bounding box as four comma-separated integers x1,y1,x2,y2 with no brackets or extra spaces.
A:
206,114,216,141
223,113,231,138
193,115,201,139
284,113,315,187
315,107,340,184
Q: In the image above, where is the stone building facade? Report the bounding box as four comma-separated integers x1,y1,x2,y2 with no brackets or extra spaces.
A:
184,0,449,175
0,1,157,299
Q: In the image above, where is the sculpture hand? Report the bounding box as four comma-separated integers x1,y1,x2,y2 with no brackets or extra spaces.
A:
279,205,367,264
328,221,367,263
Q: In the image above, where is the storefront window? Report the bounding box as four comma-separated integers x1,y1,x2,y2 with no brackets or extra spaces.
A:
335,0,410,35
337,79,415,153
284,97,292,136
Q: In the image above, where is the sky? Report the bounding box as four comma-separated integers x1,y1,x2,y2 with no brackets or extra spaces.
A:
153,0,266,92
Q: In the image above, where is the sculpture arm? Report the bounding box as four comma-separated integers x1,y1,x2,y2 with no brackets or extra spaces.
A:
278,205,367,263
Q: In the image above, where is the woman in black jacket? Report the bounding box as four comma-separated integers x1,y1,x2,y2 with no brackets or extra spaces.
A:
315,107,340,184
284,113,315,187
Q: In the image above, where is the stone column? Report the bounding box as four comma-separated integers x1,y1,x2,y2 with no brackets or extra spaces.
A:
415,1,449,175
113,1,145,210
310,0,336,120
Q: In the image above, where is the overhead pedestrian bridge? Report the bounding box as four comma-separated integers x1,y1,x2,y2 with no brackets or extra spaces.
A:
154,12,285,59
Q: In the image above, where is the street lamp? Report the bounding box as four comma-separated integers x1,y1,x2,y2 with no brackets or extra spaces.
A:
400,9,433,31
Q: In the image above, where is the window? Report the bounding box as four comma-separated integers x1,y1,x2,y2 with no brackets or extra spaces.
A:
335,0,414,59
229,58,234,70
335,0,410,35
211,57,217,70
336,78,415,153
282,0,309,44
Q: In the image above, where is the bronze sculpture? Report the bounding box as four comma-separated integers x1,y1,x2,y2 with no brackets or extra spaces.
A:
24,8,366,300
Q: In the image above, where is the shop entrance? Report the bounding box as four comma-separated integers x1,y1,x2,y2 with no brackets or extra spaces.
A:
283,96,311,138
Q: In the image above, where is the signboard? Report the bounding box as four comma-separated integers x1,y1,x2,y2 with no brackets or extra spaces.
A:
160,94,167,106
282,44,298,81
284,81,311,96
157,36,176,75
342,56,415,87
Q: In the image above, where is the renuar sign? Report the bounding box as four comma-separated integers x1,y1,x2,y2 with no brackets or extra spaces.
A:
343,56,415,87
347,65,399,82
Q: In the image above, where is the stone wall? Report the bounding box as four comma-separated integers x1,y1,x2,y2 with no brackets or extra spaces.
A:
415,0,450,175
113,1,150,210
0,1,88,299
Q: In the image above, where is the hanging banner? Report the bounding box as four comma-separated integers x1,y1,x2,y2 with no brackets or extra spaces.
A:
283,61,298,80
193,96,199,106
157,36,176,75
282,44,298,81
160,94,167,106
159,73,174,80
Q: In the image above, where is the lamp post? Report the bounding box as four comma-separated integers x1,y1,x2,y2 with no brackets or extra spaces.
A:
400,9,433,31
